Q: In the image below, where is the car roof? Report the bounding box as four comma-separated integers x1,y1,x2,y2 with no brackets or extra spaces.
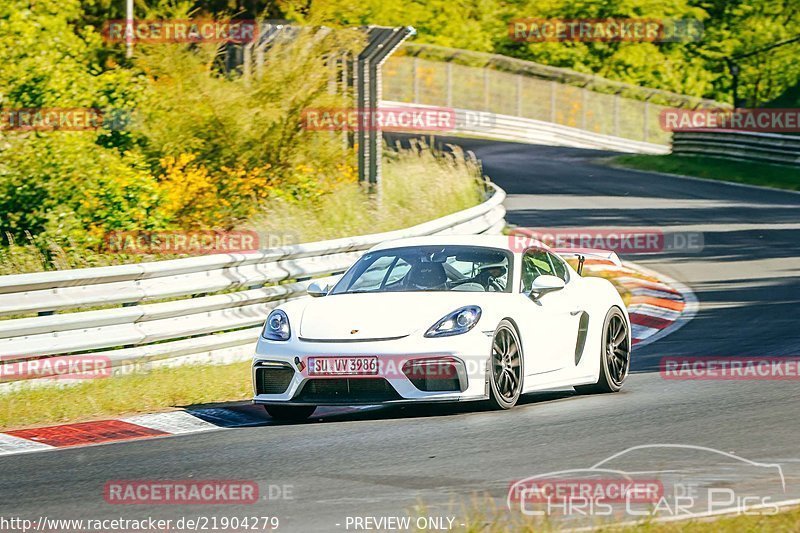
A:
368,234,550,253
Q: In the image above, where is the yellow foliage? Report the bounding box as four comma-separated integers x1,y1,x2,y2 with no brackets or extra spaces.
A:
156,153,220,228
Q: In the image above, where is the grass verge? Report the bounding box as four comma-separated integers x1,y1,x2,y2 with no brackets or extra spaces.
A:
0,361,252,431
432,499,800,532
249,143,485,243
613,506,800,532
611,154,800,192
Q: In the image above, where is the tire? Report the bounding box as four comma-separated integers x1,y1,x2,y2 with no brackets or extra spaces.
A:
488,320,524,409
263,405,317,421
575,307,630,394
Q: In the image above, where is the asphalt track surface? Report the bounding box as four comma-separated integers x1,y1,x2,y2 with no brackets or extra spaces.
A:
2,138,799,531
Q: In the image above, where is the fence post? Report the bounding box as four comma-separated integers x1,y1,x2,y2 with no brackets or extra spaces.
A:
243,44,252,82
341,53,351,152
255,43,265,80
356,26,415,189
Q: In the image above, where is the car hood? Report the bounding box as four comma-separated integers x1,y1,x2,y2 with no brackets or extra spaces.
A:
296,292,495,341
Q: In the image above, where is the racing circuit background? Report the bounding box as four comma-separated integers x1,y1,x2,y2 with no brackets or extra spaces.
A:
1,4,799,533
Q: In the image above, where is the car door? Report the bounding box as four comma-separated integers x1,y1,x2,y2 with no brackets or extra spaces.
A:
517,249,582,376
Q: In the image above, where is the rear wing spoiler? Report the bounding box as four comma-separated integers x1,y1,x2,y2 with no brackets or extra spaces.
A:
553,248,622,274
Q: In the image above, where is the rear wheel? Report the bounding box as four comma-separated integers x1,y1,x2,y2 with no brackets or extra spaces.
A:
488,320,523,409
575,307,630,394
263,405,316,421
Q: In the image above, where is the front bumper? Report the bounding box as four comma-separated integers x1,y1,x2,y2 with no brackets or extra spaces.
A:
251,330,492,406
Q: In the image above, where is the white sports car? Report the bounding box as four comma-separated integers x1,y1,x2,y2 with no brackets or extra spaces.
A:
252,235,631,420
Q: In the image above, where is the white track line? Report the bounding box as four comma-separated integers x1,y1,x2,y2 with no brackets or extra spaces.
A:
0,433,54,456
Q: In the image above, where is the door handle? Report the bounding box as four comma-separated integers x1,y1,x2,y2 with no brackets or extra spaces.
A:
570,309,583,316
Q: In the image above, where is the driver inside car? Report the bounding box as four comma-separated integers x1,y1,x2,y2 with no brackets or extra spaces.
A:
404,261,449,290
470,263,507,291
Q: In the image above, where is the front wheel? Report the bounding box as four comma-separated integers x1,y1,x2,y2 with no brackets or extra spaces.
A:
488,320,524,409
263,405,317,421
575,307,630,394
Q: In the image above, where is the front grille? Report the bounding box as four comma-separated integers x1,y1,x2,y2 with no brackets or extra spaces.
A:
255,366,295,394
296,378,402,403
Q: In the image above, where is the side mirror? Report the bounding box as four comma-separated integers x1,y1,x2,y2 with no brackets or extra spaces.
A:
528,275,565,300
307,280,331,298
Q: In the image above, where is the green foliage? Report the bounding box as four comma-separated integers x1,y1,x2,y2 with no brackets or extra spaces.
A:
132,28,362,174
0,0,485,274
0,0,153,252
0,144,485,274
0,2,371,259
284,0,800,105
0,134,162,246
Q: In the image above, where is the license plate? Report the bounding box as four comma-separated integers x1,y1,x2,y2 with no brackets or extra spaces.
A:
308,356,379,376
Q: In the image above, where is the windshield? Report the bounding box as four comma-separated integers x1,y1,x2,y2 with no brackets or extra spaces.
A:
331,245,513,294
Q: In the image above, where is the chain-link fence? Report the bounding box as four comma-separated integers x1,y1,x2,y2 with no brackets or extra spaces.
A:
383,43,728,146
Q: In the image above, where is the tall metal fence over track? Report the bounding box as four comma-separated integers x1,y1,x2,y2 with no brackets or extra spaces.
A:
0,187,505,388
383,43,727,146
233,24,414,187
673,130,800,167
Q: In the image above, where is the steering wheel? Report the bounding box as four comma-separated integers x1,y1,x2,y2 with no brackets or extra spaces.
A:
487,277,504,292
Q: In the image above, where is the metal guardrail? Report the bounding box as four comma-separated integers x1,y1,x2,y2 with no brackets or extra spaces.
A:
383,43,728,146
383,102,669,154
0,186,505,385
672,130,800,167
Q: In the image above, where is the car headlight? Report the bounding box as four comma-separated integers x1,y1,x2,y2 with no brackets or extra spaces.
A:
262,309,291,341
425,306,482,338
